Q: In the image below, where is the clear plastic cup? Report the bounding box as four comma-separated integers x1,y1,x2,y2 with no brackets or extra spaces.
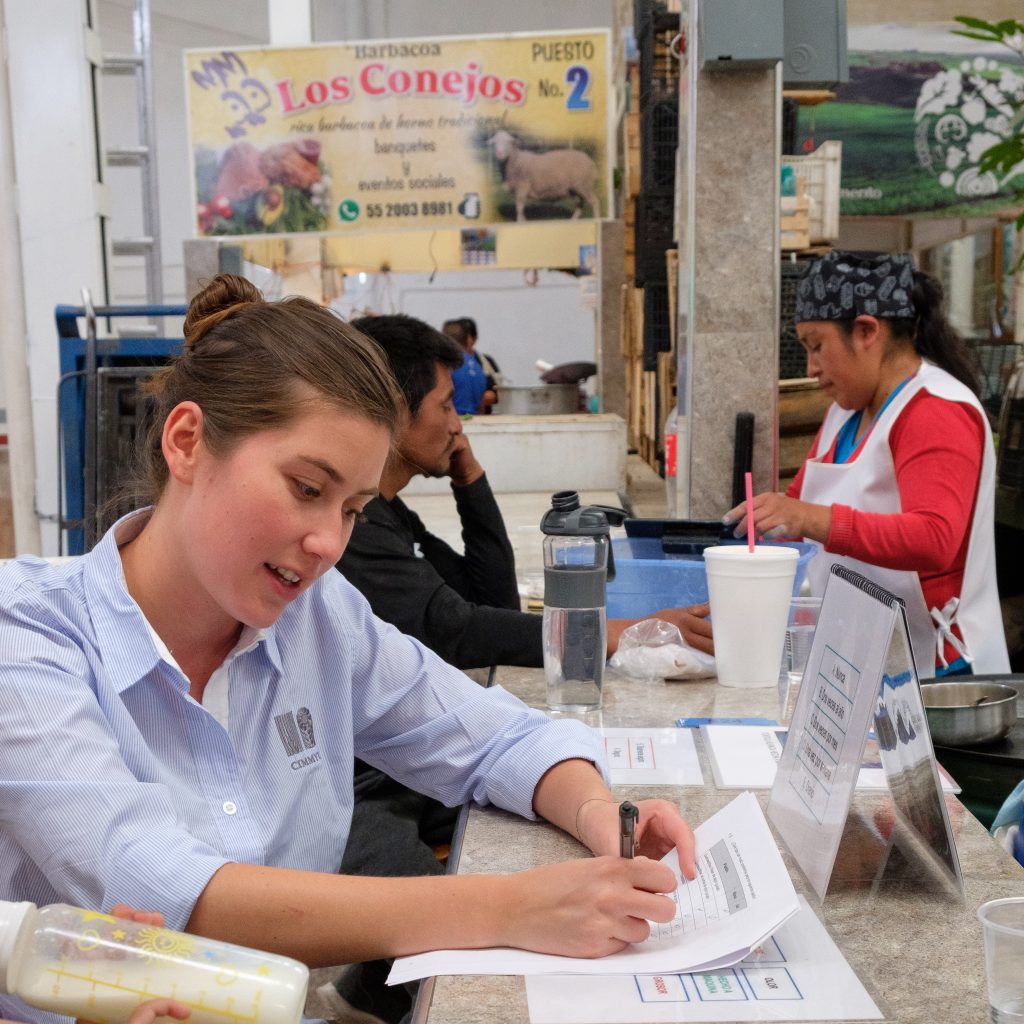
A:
703,545,799,688
979,898,1024,1022
778,596,822,725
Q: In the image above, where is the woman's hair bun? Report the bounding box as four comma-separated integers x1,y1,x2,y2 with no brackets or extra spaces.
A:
184,274,264,347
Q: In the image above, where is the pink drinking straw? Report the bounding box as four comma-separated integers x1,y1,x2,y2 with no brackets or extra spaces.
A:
745,471,755,553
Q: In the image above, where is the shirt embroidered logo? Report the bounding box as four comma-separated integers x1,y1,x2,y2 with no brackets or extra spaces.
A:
296,707,316,748
274,709,316,756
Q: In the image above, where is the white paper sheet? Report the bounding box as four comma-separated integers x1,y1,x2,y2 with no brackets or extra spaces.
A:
525,896,883,1022
701,725,959,793
387,792,799,985
602,727,704,786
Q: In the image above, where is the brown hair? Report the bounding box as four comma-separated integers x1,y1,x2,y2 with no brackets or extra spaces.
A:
440,319,470,350
128,274,402,507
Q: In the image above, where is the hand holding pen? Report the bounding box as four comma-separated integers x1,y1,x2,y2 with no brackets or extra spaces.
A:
619,801,638,858
573,797,695,878
507,777,696,955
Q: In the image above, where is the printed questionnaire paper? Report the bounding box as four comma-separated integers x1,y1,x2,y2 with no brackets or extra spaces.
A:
602,727,703,786
525,896,883,1023
387,791,799,985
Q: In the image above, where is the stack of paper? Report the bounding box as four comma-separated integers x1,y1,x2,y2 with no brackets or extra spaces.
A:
387,791,799,985
525,895,883,1023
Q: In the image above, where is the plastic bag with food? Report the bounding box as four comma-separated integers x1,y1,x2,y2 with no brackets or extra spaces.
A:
608,618,716,682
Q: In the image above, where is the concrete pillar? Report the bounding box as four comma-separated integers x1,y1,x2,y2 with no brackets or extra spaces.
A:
5,0,107,554
674,0,780,518
598,219,626,418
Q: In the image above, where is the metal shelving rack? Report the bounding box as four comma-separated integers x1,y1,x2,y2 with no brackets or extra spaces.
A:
55,295,186,554
101,0,164,304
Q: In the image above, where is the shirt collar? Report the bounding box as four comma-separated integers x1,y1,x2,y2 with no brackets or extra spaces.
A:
83,508,281,694
144,616,269,677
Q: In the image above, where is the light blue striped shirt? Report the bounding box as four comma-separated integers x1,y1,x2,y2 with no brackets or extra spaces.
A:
0,511,606,1019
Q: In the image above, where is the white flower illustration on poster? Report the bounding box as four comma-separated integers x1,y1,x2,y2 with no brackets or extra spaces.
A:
914,55,1024,198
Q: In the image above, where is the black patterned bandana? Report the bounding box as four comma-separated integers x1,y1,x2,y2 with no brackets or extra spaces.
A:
794,250,916,323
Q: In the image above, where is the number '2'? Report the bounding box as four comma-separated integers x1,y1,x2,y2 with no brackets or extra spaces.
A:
565,65,591,110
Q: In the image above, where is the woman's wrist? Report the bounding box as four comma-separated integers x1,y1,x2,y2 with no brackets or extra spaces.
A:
574,797,616,853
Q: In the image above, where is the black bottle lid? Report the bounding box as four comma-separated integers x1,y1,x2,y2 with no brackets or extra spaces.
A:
540,490,627,538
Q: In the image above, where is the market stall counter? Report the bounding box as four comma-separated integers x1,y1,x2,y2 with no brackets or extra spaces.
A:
411,667,1023,1024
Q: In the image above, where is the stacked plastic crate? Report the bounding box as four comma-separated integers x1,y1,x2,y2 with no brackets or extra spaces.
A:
626,0,680,472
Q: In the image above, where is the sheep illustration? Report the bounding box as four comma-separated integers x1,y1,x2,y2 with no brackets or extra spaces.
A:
488,129,600,222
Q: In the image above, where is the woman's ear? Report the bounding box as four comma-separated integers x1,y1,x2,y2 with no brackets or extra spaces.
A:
851,314,883,352
162,402,204,485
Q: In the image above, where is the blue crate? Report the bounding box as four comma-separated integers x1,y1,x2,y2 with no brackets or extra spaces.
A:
606,537,816,618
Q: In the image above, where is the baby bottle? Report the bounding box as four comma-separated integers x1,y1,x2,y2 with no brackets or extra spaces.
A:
0,900,309,1024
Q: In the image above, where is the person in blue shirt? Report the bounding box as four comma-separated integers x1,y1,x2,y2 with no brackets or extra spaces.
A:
442,315,489,411
0,275,697,1024
447,329,488,415
443,317,500,413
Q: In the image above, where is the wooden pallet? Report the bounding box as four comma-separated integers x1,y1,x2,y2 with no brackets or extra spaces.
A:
780,187,811,252
624,197,636,282
666,248,678,352
625,112,641,201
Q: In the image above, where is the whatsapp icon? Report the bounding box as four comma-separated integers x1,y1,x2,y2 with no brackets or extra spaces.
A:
338,199,360,222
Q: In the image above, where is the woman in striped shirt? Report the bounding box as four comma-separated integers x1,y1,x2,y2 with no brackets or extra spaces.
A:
0,274,696,1024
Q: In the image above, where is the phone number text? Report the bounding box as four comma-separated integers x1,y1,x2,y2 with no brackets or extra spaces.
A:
365,201,453,218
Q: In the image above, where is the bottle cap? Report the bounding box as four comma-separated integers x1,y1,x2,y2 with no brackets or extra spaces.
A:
540,492,627,538
0,900,33,994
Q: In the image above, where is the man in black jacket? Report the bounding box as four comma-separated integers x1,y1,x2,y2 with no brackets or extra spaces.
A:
340,314,539,668
338,313,712,672
326,313,711,1021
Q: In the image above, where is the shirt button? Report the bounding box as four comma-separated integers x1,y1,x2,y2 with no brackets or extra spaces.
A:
222,801,237,815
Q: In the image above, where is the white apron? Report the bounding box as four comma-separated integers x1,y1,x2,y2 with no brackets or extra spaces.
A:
800,361,1009,677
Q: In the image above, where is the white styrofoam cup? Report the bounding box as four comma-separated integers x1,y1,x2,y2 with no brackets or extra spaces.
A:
703,545,799,688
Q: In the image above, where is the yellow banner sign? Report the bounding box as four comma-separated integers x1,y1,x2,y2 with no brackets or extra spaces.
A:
185,30,611,236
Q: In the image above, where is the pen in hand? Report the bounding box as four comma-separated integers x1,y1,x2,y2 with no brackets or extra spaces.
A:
619,800,638,858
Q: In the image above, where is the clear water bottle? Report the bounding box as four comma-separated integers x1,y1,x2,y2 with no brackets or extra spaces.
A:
540,492,625,712
0,900,309,1024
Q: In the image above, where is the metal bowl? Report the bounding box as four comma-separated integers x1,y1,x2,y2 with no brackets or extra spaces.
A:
920,682,1019,747
493,384,579,415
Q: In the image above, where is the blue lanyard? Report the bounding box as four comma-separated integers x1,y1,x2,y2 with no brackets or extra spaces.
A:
833,376,912,464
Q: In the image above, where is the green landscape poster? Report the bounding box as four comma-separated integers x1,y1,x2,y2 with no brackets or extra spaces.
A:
797,22,1024,218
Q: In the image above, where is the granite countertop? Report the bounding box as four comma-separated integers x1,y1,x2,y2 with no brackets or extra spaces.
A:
413,667,1024,1024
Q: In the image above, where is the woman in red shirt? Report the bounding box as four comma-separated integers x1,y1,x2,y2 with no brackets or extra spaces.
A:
727,250,1009,677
